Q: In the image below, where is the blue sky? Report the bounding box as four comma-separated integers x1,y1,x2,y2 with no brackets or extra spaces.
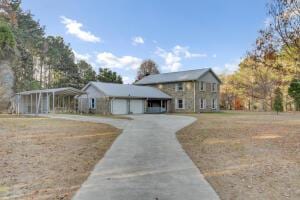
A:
22,0,269,83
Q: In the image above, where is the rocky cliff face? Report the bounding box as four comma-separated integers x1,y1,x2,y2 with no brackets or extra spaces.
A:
0,61,14,113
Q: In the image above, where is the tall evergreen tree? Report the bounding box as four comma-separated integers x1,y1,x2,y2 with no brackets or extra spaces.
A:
97,68,123,84
273,87,283,114
77,60,96,87
288,79,300,111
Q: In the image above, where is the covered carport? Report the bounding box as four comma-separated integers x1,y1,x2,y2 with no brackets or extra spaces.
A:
15,87,86,114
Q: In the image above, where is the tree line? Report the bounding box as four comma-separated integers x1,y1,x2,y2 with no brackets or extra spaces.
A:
220,0,300,112
0,0,123,95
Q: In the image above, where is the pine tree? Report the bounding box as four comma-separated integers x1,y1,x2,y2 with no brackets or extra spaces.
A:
288,79,300,111
273,87,283,114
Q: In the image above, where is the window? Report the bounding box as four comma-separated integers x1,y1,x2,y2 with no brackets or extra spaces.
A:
176,98,184,109
212,83,217,92
200,98,206,109
200,81,205,91
212,98,216,109
90,98,96,109
176,83,184,91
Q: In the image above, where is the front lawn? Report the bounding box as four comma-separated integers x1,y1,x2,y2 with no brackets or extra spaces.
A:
177,111,300,200
0,115,121,200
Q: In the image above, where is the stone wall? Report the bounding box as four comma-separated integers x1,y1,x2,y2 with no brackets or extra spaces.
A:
195,81,220,112
146,74,220,113
149,81,195,112
78,97,111,114
95,98,111,114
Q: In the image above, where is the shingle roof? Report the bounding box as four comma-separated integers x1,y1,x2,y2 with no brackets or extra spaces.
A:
135,68,220,85
86,82,171,99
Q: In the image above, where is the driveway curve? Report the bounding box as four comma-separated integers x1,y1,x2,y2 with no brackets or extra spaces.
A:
47,114,219,200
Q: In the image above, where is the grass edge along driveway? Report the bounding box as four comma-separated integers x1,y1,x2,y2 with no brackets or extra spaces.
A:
0,114,121,200
177,111,300,200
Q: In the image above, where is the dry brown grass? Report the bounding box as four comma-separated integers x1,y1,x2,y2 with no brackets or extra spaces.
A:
0,114,121,200
177,111,300,200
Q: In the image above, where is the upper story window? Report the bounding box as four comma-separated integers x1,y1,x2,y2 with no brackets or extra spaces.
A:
176,98,184,109
89,98,96,109
212,83,217,92
200,81,205,91
176,82,184,91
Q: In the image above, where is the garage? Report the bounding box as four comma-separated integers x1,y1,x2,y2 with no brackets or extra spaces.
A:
111,99,144,114
129,99,144,114
112,99,128,114
80,82,171,115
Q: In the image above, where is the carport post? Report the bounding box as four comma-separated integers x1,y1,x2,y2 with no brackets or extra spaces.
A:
52,92,55,113
36,92,41,115
30,94,33,114
17,95,20,115
46,93,49,113
62,96,65,112
80,99,82,114
35,93,38,113
68,96,71,112
41,93,43,113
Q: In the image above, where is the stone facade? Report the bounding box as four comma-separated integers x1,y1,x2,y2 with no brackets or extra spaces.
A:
144,71,220,113
149,82,194,112
78,97,110,114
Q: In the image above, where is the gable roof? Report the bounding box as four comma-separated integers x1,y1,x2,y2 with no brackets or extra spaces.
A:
83,82,171,99
135,68,221,85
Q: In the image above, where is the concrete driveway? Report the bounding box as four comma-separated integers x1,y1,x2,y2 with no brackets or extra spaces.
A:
48,114,219,200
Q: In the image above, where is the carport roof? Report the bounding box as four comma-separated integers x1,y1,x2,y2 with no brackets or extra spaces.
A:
17,87,86,96
85,82,171,99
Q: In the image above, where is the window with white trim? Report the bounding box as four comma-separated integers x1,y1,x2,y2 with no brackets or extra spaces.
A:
176,98,184,109
200,98,206,109
89,98,96,109
212,83,217,92
176,82,184,91
212,98,216,109
200,81,205,91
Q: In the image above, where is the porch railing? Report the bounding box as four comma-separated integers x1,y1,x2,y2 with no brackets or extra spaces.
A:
147,107,167,113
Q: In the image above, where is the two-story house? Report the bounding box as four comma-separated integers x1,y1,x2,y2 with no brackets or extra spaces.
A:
135,68,221,113
15,68,221,115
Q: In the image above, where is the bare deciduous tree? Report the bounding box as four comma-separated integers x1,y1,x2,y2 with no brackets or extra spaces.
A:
136,59,160,81
269,0,300,75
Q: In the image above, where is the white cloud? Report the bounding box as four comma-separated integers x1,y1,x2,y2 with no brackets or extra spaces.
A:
73,50,91,63
61,16,101,43
122,76,134,84
132,36,144,45
212,54,217,58
173,45,207,58
212,59,240,75
155,45,207,72
96,52,142,70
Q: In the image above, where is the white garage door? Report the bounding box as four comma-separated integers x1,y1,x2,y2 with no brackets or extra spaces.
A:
112,99,128,114
130,100,144,114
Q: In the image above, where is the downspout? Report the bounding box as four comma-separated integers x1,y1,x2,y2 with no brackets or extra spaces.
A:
194,81,196,112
